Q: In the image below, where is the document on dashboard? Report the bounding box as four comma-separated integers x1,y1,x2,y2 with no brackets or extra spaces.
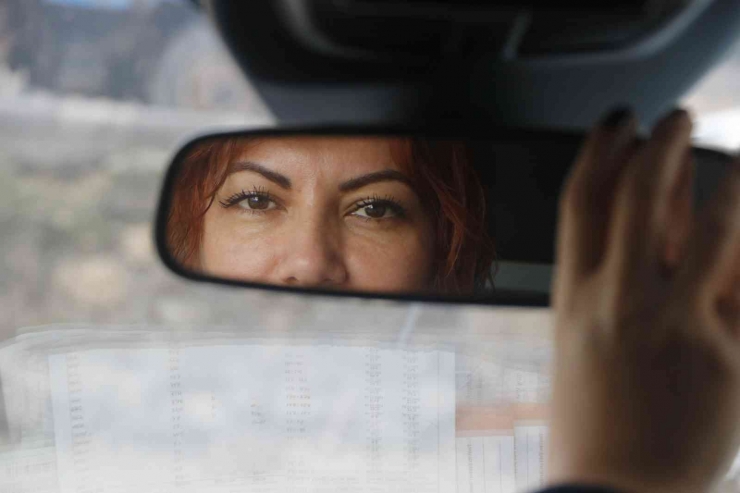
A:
48,344,456,493
456,425,548,493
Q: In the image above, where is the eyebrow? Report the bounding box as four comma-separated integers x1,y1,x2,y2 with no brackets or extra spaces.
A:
339,169,414,192
229,162,413,193
230,161,292,189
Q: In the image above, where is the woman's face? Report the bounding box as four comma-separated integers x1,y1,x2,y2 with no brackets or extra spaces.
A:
200,137,436,292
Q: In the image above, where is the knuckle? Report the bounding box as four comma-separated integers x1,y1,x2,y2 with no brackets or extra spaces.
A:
702,206,731,242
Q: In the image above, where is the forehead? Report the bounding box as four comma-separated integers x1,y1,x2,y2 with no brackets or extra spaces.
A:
234,136,407,178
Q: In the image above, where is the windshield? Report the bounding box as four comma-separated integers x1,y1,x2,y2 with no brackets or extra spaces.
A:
0,2,738,492
683,34,740,151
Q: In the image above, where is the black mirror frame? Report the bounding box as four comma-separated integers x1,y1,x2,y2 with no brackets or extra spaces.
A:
161,121,740,307
155,123,562,308
156,123,738,308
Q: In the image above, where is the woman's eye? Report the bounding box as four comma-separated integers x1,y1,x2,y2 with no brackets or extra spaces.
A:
351,201,403,220
238,194,276,211
219,190,281,214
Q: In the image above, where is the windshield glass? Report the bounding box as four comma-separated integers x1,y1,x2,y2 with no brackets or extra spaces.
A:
0,2,739,492
683,34,740,151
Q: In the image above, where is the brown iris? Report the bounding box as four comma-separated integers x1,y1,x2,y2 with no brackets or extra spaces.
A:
246,195,271,210
362,203,387,218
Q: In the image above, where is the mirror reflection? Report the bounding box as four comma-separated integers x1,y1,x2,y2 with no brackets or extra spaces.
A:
165,135,496,296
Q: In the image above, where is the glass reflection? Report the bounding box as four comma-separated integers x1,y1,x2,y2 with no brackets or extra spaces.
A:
165,136,495,295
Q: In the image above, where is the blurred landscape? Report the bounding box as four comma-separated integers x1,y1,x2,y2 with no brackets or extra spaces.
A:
0,89,269,332
0,2,290,338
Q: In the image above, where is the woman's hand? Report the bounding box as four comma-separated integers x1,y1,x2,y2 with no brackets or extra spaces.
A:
547,108,740,493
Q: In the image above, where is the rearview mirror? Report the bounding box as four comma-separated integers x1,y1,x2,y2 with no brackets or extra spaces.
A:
155,127,735,305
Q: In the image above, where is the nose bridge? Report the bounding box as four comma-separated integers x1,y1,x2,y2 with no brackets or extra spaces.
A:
296,209,337,261
279,207,346,286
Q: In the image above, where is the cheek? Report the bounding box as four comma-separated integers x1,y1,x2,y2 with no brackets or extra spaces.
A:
200,214,279,282
344,226,435,292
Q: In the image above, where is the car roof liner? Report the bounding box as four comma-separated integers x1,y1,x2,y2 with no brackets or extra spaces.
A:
205,0,740,130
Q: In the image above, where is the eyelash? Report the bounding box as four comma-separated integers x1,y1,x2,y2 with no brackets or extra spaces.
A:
350,195,407,220
219,187,276,214
218,190,407,219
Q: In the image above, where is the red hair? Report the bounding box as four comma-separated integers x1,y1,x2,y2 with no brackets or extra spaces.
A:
167,136,496,294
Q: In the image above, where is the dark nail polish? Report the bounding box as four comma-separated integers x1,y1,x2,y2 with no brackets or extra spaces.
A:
665,107,689,121
601,106,632,129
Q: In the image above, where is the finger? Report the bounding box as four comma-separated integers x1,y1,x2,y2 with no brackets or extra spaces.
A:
605,109,693,284
662,150,695,271
555,108,637,298
677,161,740,314
717,286,740,337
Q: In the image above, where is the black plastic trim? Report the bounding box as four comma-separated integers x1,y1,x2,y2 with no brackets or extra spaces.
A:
154,123,569,308
154,122,736,308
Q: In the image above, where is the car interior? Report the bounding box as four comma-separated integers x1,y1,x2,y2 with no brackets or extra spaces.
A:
1,1,740,492
155,0,740,303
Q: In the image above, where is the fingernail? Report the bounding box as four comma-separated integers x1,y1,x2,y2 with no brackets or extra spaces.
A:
601,106,633,129
664,107,691,123
668,107,689,117
654,108,693,136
